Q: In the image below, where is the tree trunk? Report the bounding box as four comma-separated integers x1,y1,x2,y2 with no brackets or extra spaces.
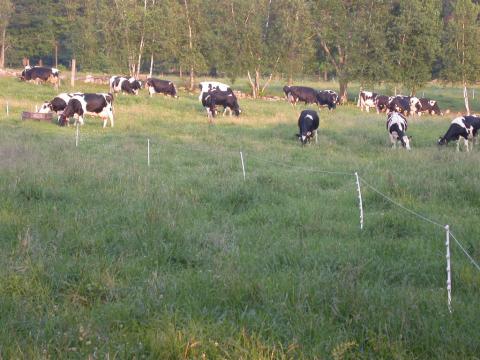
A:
189,66,194,91
339,80,348,104
0,27,6,69
54,42,58,68
149,53,154,78
464,83,470,115
323,69,328,81
288,74,293,86
179,65,182,78
247,71,257,98
184,0,195,90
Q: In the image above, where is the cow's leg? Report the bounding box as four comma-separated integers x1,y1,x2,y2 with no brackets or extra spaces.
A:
78,116,84,126
109,112,114,127
148,86,155,97
314,130,318,144
102,117,107,128
222,107,227,116
464,138,469,152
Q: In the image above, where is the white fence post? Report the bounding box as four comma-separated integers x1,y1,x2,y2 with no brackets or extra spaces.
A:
355,172,364,230
445,225,452,313
35,104,38,112
6,101,9,116
75,123,79,147
147,139,150,167
240,151,246,181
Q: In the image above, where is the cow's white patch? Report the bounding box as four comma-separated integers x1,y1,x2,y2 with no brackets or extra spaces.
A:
305,114,313,120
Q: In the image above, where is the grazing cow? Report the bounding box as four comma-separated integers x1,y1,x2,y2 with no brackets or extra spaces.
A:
387,95,411,116
145,78,178,98
198,81,231,101
463,115,480,147
20,66,60,85
283,86,318,107
316,90,338,110
201,89,241,119
297,110,320,145
109,76,139,95
386,111,411,150
375,95,390,113
58,93,114,128
358,91,378,112
438,117,474,152
38,93,83,114
418,98,443,116
409,97,422,116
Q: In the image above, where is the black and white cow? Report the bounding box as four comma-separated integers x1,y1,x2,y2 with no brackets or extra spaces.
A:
20,66,60,85
201,89,241,119
38,93,83,114
316,90,338,110
386,111,411,150
58,93,114,128
109,76,139,95
375,95,390,113
463,115,480,147
438,117,474,152
418,98,443,116
198,81,231,101
145,78,178,98
358,91,378,112
297,110,319,145
387,95,411,116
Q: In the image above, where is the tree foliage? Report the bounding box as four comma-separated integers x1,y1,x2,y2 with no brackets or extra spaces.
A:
2,0,480,97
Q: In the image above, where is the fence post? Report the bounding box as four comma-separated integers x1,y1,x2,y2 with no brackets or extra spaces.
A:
6,101,9,116
75,123,79,147
147,139,150,167
240,151,246,181
355,172,364,230
445,225,452,313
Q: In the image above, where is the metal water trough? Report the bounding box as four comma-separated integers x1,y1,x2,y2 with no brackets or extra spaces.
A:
21,111,54,122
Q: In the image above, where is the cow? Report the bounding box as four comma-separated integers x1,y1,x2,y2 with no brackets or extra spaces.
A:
38,93,83,115
297,110,319,145
438,116,474,152
418,98,443,116
284,86,318,107
409,97,422,116
375,95,390,113
463,115,480,147
58,93,114,128
358,91,378,112
316,90,338,110
145,78,178,98
20,66,60,85
386,111,411,150
198,81,231,101
387,95,411,116
109,76,139,95
201,89,241,120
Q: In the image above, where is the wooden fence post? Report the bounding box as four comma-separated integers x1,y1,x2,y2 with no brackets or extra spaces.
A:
71,59,76,88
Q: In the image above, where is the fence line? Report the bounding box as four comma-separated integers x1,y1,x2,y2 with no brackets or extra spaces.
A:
68,133,480,274
449,231,480,272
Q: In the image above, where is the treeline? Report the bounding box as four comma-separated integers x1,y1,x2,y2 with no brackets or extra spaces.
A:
1,0,480,100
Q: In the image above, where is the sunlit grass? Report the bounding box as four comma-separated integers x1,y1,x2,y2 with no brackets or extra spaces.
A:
0,75,479,358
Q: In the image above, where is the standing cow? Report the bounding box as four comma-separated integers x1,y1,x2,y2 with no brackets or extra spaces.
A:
284,86,318,107
297,109,320,145
386,111,411,150
58,93,114,128
358,91,378,112
198,81,231,101
145,78,178,98
109,76,140,95
20,66,60,85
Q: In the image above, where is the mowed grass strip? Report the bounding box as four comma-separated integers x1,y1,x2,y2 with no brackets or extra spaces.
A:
0,76,479,358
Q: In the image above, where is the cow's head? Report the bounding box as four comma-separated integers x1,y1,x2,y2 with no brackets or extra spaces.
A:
58,114,69,126
297,131,314,145
38,102,52,113
438,137,448,146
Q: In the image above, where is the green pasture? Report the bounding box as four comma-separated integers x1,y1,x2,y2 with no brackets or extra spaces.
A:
0,76,479,359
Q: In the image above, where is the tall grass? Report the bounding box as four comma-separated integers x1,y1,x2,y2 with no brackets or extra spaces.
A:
0,76,479,359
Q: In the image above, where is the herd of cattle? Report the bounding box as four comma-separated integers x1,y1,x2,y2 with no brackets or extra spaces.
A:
18,66,479,151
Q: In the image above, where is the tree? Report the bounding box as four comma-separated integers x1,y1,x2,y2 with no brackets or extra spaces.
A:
313,0,388,103
441,0,480,114
0,0,13,68
387,0,442,95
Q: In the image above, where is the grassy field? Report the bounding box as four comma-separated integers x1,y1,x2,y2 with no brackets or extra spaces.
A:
0,75,479,359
